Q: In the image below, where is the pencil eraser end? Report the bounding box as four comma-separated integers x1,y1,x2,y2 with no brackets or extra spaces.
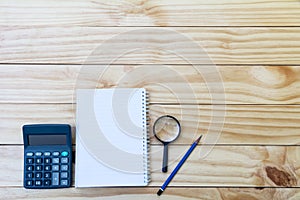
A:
157,189,164,196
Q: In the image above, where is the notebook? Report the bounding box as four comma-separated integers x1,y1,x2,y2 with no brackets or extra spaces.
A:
75,88,150,187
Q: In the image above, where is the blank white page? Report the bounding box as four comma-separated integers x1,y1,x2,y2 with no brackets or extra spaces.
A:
75,88,149,187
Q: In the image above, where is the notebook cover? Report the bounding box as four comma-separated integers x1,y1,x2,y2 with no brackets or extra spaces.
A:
75,88,150,187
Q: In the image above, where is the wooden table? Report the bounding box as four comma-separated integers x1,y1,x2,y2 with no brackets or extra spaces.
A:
1,0,300,199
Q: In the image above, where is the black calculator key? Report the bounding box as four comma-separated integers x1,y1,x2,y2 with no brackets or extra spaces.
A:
44,152,51,156
26,172,34,179
52,165,59,171
26,152,33,157
36,158,43,164
26,158,34,164
35,152,42,156
52,158,59,164
26,165,34,171
52,172,59,186
52,152,60,156
44,165,51,171
26,180,33,186
61,180,68,186
61,157,68,164
61,165,68,171
35,180,42,186
44,172,51,179
61,172,68,179
35,172,42,179
44,180,51,186
44,158,51,164
36,165,43,171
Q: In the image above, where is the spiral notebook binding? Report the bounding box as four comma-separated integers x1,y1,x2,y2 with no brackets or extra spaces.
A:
141,89,151,184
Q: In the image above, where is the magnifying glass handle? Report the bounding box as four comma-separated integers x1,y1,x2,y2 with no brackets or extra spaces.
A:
162,143,168,173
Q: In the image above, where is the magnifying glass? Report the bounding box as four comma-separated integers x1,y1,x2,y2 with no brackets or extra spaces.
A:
153,115,181,173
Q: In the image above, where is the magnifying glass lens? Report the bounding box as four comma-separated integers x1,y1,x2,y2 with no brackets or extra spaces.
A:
154,117,180,142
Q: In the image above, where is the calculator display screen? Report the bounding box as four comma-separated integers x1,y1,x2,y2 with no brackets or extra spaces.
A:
28,135,67,146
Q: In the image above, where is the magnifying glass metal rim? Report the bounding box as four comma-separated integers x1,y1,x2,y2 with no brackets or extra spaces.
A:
153,115,181,173
153,115,181,143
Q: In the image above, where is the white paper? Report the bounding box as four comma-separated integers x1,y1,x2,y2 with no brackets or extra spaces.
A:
75,88,149,187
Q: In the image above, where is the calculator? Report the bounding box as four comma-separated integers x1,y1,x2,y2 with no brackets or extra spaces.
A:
23,124,72,189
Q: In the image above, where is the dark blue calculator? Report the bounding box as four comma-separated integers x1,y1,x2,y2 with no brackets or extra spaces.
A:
23,124,72,189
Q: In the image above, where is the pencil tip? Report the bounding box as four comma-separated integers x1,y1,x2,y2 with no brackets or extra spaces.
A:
195,135,203,143
157,189,163,196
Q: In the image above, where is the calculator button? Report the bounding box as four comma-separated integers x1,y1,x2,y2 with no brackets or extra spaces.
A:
35,152,42,156
44,172,51,179
44,180,51,186
44,158,51,164
52,152,60,156
44,152,51,156
26,152,33,157
52,158,59,164
61,172,68,179
52,165,59,171
44,165,51,171
35,180,42,186
35,172,42,179
61,157,68,164
26,165,34,171
36,165,43,171
36,158,43,164
61,151,69,157
61,165,68,171
26,172,34,179
52,172,59,186
61,180,68,186
26,158,34,164
26,180,33,186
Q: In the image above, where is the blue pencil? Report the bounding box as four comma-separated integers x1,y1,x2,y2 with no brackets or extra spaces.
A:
157,135,203,196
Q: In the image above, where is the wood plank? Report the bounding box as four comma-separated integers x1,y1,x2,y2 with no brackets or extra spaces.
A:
150,104,300,145
2,187,300,200
0,65,79,103
2,65,300,104
1,27,300,65
1,0,300,27
0,104,74,144
1,103,300,145
151,146,300,187
2,145,300,187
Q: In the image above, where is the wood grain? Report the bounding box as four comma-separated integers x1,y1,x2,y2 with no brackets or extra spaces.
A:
0,104,74,144
151,146,300,187
1,103,300,145
1,0,300,27
0,65,79,103
2,187,300,200
150,104,300,145
1,145,299,187
1,27,300,64
1,0,299,199
2,65,300,104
